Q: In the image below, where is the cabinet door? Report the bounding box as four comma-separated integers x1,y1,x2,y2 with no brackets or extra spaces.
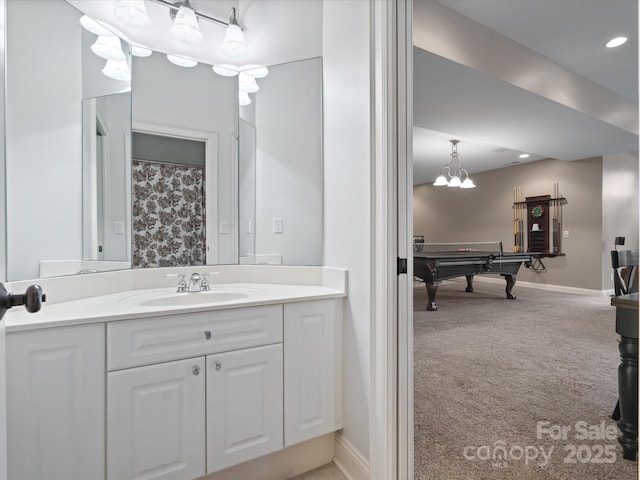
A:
207,344,283,473
284,299,341,447
108,357,205,480
7,324,105,480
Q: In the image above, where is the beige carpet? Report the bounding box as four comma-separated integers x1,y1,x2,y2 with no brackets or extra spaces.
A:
413,278,639,480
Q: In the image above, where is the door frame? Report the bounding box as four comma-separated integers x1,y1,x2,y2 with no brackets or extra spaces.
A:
370,0,413,479
132,122,219,265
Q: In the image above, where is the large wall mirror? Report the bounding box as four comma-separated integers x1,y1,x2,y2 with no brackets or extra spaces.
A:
3,0,323,282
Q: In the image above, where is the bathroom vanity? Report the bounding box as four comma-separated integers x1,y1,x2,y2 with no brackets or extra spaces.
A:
3,265,346,480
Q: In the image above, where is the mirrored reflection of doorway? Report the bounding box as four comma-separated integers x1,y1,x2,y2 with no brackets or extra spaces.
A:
131,132,206,268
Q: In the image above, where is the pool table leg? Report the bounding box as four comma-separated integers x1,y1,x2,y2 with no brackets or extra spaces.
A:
504,274,517,299
465,275,474,292
426,282,438,311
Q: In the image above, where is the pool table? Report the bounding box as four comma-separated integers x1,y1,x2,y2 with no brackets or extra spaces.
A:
414,250,540,311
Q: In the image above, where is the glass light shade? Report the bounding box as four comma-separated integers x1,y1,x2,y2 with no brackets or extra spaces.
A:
91,35,126,61
166,54,197,67
434,175,448,186
131,45,152,57
114,0,152,28
102,59,130,81
171,5,203,44
239,72,259,93
447,177,462,188
80,15,116,37
460,178,476,189
222,23,248,57
239,91,251,106
242,64,269,78
212,64,239,77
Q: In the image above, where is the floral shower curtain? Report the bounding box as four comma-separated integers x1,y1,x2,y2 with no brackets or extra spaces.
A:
132,160,206,268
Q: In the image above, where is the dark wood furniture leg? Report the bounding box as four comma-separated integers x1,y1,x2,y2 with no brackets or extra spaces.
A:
612,293,638,461
465,275,474,293
617,336,638,460
503,274,517,299
425,282,438,311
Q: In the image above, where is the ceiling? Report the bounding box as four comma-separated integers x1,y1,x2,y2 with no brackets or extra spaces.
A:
413,0,639,185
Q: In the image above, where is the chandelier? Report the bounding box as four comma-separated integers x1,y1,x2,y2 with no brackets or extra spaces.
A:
433,139,476,188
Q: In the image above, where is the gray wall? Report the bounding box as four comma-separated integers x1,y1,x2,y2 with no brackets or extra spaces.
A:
601,151,639,289
414,156,610,291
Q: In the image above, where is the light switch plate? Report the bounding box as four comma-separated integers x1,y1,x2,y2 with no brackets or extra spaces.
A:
273,217,283,233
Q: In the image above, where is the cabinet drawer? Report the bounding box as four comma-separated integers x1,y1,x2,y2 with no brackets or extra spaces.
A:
108,305,283,370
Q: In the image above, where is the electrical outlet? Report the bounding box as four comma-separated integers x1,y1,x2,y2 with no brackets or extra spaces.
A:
220,221,229,234
563,230,570,238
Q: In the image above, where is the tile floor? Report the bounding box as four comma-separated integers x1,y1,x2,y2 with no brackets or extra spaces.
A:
288,462,347,480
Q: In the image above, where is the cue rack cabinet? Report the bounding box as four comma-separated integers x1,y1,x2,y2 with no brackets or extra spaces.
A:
513,184,567,255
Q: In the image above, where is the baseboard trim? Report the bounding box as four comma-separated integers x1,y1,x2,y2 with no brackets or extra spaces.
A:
469,275,606,297
333,432,370,480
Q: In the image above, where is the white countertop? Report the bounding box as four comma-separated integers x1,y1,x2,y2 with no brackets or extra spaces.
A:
4,266,347,332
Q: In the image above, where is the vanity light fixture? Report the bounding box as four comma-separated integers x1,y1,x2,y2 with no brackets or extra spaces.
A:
239,91,251,106
222,8,248,58
91,35,126,61
114,0,152,29
80,15,117,37
102,59,131,81
433,139,476,189
166,54,198,68
131,45,153,57
170,0,203,44
239,72,259,93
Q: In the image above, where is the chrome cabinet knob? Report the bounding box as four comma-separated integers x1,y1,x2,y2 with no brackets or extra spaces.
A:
204,330,212,340
192,365,200,376
213,361,222,371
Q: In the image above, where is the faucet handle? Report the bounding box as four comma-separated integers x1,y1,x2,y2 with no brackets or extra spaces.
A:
166,273,188,292
200,272,219,291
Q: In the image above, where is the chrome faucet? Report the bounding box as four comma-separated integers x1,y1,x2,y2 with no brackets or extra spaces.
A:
189,272,202,292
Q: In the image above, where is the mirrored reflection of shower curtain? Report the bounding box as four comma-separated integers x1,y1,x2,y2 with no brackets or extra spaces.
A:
132,159,205,267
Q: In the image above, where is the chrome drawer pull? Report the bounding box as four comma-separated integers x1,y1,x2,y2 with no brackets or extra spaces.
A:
213,361,222,371
204,331,211,340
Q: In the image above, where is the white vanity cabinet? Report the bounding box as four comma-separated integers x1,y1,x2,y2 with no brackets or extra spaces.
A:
284,299,343,447
5,294,343,480
107,357,206,480
206,344,283,473
6,324,105,480
106,305,284,479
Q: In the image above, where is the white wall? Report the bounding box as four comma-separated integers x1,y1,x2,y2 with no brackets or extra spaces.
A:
255,58,323,265
323,0,371,460
602,151,639,289
6,0,83,280
96,93,131,262
131,54,236,263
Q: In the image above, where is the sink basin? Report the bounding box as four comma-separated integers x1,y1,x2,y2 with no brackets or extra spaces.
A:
140,291,249,307
119,286,260,308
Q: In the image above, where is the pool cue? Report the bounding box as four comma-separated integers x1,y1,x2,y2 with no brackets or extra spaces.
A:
513,187,518,252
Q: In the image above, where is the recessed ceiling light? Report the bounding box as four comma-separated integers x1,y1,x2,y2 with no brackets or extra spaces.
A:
518,153,530,159
605,36,628,48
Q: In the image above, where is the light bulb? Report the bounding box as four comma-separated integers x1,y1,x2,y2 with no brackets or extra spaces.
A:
434,175,448,186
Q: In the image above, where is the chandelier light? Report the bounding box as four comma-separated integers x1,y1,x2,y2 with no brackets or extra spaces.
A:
433,140,476,189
